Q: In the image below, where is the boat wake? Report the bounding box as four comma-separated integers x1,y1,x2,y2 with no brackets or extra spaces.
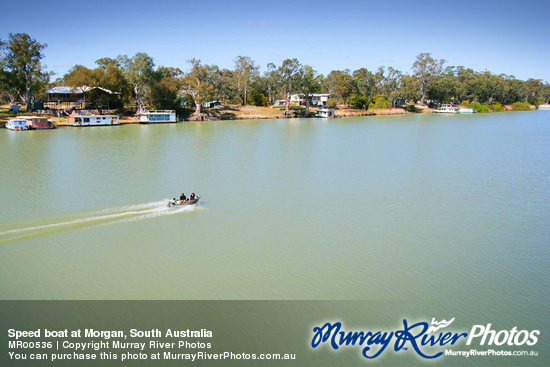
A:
0,200,201,243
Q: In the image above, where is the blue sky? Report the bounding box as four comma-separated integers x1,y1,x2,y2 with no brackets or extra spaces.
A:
2,0,549,82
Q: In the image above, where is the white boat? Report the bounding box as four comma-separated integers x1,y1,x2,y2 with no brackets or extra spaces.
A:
71,114,120,126
315,107,336,118
5,118,29,131
538,104,550,110
434,104,459,114
138,110,177,123
458,108,476,114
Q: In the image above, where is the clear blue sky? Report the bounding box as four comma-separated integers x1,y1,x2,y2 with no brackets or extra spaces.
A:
2,0,549,82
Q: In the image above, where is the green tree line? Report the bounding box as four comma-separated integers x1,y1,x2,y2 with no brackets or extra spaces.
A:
2,34,549,116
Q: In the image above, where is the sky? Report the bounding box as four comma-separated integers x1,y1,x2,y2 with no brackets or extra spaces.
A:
1,0,549,82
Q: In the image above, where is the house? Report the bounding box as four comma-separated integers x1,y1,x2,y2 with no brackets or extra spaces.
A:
44,86,121,111
289,94,331,106
202,101,222,108
311,94,331,106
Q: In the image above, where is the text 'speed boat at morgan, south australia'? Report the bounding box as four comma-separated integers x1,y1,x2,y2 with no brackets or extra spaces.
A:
168,197,200,207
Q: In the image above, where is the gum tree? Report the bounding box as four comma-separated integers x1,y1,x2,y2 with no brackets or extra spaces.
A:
180,58,217,119
1,33,49,111
296,65,322,116
233,56,259,106
412,52,445,105
276,58,301,116
118,52,155,113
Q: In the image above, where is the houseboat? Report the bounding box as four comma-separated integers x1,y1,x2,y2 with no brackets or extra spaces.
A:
5,118,29,131
70,114,120,126
315,107,336,118
538,104,550,110
16,116,57,129
138,110,177,123
458,108,476,114
434,104,459,114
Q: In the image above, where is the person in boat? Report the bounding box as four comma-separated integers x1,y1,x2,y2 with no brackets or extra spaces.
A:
189,192,196,201
180,193,186,203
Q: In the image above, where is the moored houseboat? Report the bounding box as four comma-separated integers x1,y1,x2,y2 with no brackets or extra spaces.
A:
315,106,336,118
70,114,120,126
138,110,177,123
434,104,460,114
538,104,550,110
16,116,57,129
5,118,29,131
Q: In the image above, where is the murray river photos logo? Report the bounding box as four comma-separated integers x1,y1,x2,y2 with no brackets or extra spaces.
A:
310,318,540,360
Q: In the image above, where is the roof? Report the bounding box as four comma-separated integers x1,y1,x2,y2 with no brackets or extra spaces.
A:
45,86,120,95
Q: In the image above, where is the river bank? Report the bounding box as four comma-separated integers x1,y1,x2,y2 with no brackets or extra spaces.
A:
0,103,528,127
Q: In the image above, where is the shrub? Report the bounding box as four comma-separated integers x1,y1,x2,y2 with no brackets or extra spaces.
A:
248,92,268,106
461,100,470,107
327,98,338,108
470,101,490,113
404,104,422,113
368,94,390,110
489,102,505,112
511,101,532,111
349,94,369,109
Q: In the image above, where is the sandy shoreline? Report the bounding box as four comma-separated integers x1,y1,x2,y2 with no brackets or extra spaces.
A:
1,105,416,126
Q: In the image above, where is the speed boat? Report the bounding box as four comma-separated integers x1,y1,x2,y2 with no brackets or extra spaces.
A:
168,197,200,207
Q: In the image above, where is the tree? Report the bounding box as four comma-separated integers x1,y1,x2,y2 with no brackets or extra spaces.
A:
148,67,182,110
522,78,543,104
399,74,420,103
0,33,49,111
381,67,403,107
98,62,131,108
180,58,217,119
276,58,301,116
119,52,155,112
233,56,259,106
63,65,97,87
296,65,322,116
213,68,236,105
412,53,445,105
264,62,279,104
353,68,376,99
324,70,355,105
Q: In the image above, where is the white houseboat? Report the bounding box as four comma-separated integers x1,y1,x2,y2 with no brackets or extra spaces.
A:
315,106,336,118
6,118,29,131
138,110,177,123
538,104,550,110
70,114,120,126
434,104,460,114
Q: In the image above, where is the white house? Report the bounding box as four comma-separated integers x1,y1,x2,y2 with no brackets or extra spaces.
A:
288,94,331,106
